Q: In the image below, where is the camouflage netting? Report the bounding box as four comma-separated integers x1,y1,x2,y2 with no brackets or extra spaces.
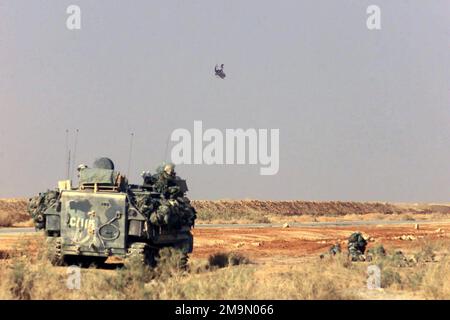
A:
27,190,59,230
131,193,159,217
130,193,196,229
150,198,196,228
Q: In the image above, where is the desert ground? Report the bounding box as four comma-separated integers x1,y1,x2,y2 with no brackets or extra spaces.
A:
0,198,449,299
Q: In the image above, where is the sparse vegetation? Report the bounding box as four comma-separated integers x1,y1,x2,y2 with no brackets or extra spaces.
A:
192,200,450,224
9,258,35,300
3,198,450,225
0,213,14,228
359,239,450,298
0,199,31,227
1,198,450,300
401,214,415,221
208,252,251,269
414,240,437,263
0,238,449,299
0,248,354,299
380,268,402,288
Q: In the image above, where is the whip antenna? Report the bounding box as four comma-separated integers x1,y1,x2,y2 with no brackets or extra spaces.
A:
71,129,79,181
164,133,171,163
127,132,134,178
65,129,70,179
67,150,71,180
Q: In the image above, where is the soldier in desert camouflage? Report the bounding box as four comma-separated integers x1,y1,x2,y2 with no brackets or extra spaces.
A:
153,163,181,199
347,232,367,261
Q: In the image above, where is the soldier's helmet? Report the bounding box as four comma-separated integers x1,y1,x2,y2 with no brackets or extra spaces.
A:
163,163,175,175
141,170,151,178
77,164,88,171
93,157,115,170
349,232,363,243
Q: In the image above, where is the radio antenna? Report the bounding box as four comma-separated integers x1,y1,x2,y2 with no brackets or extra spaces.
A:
67,150,71,180
164,133,171,163
71,129,79,181
65,129,70,179
127,132,134,178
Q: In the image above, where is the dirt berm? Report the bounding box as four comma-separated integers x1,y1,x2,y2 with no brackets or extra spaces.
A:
191,200,436,217
0,198,30,227
1,198,448,227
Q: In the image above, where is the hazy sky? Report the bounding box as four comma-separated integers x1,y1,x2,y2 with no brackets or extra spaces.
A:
0,0,449,201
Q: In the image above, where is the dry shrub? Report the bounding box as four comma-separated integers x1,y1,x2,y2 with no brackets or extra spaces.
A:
0,238,69,300
208,253,229,268
0,250,10,259
380,268,402,288
208,252,251,269
0,236,448,300
147,266,258,299
0,199,30,227
9,258,35,299
414,240,437,263
148,254,358,299
0,212,15,227
0,211,33,227
253,255,362,299
228,252,250,266
365,239,450,296
81,258,155,299
0,251,356,299
156,247,187,275
421,257,450,299
254,216,271,224
401,214,415,221
404,269,425,291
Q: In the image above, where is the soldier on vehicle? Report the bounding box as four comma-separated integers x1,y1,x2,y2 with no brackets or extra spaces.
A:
75,164,89,184
78,164,88,170
153,163,181,198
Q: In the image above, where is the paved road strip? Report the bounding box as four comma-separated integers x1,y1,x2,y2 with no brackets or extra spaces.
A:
0,219,449,235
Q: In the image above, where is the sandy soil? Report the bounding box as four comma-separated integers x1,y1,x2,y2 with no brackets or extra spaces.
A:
1,221,448,261
1,219,449,300
1,197,448,299
191,222,450,260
